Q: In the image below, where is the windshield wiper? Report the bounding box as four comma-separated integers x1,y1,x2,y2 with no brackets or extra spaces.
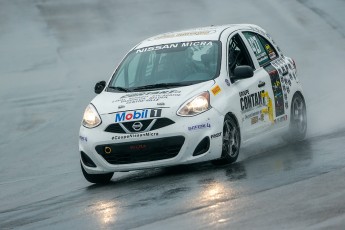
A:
131,83,188,91
107,86,131,92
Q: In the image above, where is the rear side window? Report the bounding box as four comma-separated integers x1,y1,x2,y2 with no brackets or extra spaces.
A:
243,31,278,66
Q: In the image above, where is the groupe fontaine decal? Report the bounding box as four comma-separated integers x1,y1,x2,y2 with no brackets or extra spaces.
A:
239,89,266,112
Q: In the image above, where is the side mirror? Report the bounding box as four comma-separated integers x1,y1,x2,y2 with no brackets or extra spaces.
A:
232,65,254,81
94,81,106,94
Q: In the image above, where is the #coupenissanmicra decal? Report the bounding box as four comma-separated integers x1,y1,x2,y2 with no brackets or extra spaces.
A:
112,132,159,140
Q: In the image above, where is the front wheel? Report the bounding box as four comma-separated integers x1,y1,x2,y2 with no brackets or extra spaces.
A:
212,114,241,165
81,162,114,184
285,93,307,142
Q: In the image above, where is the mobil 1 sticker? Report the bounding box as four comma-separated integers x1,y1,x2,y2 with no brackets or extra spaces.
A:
114,108,162,123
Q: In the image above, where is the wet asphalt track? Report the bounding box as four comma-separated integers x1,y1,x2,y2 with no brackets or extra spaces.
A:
1,0,345,229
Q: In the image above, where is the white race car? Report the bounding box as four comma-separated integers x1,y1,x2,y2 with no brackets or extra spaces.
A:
79,24,307,184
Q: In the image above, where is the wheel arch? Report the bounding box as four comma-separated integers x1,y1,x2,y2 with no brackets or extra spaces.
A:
224,112,241,141
285,90,307,142
293,91,305,102
290,91,306,114
225,112,239,126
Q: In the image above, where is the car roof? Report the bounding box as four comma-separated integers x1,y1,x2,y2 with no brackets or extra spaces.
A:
135,24,261,49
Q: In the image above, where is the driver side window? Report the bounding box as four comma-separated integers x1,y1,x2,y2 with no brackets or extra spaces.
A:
228,34,254,77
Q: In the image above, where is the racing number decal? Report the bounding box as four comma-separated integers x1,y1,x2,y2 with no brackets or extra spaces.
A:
247,36,262,54
264,65,285,117
243,32,269,66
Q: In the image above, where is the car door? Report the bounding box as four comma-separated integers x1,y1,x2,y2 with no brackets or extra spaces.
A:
242,30,290,132
227,33,273,141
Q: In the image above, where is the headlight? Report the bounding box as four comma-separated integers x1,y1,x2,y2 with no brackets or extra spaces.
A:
177,91,211,116
82,104,102,128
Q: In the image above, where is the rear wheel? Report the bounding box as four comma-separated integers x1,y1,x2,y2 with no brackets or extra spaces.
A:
286,93,307,142
81,162,114,184
212,114,240,165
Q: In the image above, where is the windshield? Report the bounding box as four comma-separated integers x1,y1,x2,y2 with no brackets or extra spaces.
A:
108,40,221,91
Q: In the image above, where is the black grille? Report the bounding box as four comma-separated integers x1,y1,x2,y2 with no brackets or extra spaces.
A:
151,118,175,130
104,123,126,133
95,136,185,164
104,118,175,133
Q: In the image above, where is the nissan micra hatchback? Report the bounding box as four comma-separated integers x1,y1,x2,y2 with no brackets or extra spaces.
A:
79,24,307,184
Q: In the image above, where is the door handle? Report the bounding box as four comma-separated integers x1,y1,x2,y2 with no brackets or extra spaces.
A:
258,81,266,87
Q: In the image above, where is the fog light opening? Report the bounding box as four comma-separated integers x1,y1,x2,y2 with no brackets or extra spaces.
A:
80,151,97,168
193,137,210,156
104,146,112,154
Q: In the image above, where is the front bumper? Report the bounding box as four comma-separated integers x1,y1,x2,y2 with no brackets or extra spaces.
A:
79,108,224,174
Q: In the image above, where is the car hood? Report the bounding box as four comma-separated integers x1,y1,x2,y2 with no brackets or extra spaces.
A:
91,81,215,115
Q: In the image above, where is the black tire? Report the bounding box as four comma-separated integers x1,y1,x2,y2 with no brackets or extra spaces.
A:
81,162,114,184
212,114,241,165
285,93,307,142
